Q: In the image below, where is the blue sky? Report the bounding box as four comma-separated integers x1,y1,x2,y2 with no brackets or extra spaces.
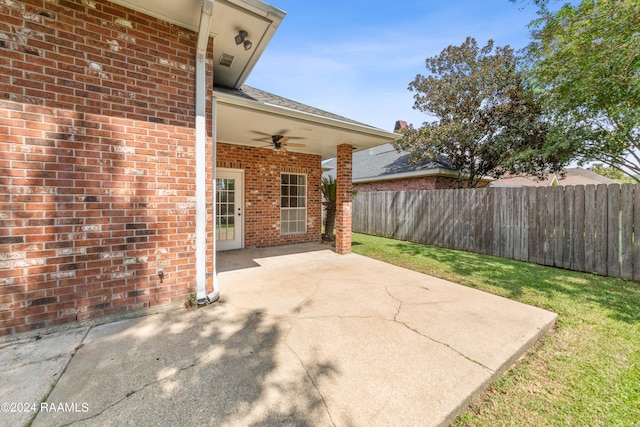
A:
246,0,541,132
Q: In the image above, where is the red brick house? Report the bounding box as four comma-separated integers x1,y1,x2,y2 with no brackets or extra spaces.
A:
323,143,491,192
0,0,397,336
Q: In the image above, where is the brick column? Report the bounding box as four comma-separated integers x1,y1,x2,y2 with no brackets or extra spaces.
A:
335,144,353,254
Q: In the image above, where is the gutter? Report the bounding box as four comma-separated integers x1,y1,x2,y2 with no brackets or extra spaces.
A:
207,97,220,304
195,0,215,306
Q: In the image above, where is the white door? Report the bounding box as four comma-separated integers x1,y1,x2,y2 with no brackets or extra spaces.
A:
216,169,244,251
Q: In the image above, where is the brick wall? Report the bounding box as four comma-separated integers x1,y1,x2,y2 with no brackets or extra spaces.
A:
354,176,491,192
0,0,215,336
335,144,352,254
216,143,322,248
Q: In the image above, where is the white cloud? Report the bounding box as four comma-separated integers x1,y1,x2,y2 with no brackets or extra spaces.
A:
246,1,538,130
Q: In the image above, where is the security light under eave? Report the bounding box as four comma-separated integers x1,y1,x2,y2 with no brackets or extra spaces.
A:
235,30,252,50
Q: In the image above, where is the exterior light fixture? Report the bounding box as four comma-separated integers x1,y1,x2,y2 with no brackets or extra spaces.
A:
234,30,248,45
234,30,252,50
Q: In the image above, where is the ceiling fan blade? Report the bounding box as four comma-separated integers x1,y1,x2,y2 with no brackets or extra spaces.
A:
275,129,290,136
280,145,288,152
250,130,272,137
252,137,272,142
283,142,306,147
279,136,289,144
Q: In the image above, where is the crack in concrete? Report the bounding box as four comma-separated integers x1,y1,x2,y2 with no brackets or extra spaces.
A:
283,333,337,427
229,283,494,394
384,286,494,373
55,312,263,426
230,287,492,372
392,317,494,373
285,280,339,426
291,279,322,316
384,286,404,322
26,327,90,427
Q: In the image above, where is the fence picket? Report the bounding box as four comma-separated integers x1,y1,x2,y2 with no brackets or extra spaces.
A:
563,186,575,270
634,185,640,281
493,188,503,257
607,185,621,278
584,185,596,274
477,190,486,252
465,189,475,252
552,187,565,268
542,187,555,267
527,187,542,264
514,187,528,261
620,184,633,279
435,191,444,247
595,185,609,276
573,185,586,272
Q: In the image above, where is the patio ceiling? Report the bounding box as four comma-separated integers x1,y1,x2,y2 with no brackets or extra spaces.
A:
214,87,400,160
111,0,285,88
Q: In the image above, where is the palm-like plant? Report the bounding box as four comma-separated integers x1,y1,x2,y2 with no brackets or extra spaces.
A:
321,176,336,241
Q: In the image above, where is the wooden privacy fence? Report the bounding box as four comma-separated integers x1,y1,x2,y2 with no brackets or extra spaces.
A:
352,184,640,281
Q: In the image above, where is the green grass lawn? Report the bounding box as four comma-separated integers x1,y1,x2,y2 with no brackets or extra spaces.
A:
351,232,640,426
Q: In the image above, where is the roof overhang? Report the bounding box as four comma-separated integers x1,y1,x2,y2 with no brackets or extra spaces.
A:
111,0,285,88
214,90,400,160
111,0,399,157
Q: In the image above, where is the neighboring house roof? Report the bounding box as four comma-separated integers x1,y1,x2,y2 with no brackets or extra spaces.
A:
323,143,457,183
490,168,617,187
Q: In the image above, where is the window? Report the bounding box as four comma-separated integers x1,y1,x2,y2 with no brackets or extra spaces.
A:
280,173,306,234
216,178,235,241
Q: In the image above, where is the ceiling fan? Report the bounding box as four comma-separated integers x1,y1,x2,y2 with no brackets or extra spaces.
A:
251,130,306,152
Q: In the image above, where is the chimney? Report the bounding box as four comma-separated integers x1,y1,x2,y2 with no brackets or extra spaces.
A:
394,120,408,133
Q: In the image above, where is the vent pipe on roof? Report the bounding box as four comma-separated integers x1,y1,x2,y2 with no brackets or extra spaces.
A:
195,0,216,306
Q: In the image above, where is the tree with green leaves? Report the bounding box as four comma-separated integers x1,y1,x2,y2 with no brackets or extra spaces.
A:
522,0,640,181
590,163,635,183
397,37,557,188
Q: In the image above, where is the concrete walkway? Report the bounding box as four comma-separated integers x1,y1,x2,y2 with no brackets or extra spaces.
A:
5,244,556,426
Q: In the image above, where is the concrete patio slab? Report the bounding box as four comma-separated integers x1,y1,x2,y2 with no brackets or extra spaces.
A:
0,327,89,427
26,243,556,427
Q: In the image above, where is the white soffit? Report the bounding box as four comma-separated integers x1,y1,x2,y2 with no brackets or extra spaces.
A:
111,0,285,88
214,91,399,160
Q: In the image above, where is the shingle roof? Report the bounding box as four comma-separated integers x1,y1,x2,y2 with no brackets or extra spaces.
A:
214,85,373,128
323,143,455,181
490,168,617,187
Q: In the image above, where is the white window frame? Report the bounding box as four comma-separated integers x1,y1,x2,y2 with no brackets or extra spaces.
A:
280,173,307,235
